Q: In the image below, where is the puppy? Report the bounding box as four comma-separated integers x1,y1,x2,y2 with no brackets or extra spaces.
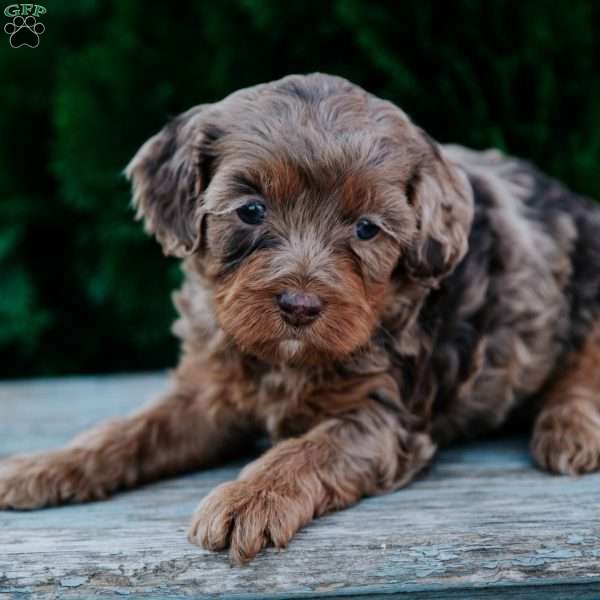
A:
2,73,600,564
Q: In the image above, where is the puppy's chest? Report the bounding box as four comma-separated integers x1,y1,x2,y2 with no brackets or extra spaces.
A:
250,365,385,440
253,369,318,439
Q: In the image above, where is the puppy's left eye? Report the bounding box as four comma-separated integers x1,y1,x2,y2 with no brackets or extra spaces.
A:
237,200,266,225
356,218,380,241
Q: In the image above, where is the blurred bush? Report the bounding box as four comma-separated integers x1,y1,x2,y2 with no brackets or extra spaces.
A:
1,0,599,377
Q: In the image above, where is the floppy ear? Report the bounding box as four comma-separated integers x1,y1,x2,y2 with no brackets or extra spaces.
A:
125,105,220,257
405,136,473,283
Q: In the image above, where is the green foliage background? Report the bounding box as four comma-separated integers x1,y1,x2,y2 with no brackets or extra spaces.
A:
2,0,599,377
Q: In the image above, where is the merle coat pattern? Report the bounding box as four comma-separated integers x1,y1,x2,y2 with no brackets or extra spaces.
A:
1,74,600,564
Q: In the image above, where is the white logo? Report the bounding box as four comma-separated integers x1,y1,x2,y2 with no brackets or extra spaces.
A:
4,4,46,48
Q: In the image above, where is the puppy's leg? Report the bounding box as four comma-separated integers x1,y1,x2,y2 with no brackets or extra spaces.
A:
0,386,243,509
189,402,435,564
531,321,600,475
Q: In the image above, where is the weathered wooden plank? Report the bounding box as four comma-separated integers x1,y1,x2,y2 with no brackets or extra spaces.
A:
1,374,600,599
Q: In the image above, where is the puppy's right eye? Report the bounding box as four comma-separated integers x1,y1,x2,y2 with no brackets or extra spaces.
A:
356,218,380,241
236,200,266,225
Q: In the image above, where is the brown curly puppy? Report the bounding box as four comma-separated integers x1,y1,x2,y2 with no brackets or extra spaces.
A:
2,73,600,564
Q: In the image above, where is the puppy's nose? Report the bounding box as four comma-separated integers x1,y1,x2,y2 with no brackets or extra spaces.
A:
276,290,323,326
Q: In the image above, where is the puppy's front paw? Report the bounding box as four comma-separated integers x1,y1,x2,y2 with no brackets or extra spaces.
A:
0,449,97,510
188,480,312,564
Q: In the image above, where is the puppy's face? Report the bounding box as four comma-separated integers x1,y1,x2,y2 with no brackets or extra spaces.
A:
204,156,406,364
127,74,473,365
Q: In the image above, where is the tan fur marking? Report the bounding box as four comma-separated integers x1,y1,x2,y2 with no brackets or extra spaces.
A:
189,401,434,564
531,321,600,474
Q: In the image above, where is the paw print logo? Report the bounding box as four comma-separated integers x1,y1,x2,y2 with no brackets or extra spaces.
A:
4,15,45,48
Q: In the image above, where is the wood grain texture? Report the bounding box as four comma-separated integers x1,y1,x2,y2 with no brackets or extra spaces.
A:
1,374,600,599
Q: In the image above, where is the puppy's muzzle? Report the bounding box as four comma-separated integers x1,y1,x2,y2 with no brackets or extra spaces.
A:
276,290,323,327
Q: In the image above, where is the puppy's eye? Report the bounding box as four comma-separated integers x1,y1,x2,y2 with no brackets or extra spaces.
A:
356,218,380,241
236,200,266,225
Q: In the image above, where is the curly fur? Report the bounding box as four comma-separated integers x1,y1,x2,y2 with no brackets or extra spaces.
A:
2,73,600,564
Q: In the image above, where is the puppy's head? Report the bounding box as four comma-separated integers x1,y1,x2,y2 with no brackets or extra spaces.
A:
127,74,473,365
